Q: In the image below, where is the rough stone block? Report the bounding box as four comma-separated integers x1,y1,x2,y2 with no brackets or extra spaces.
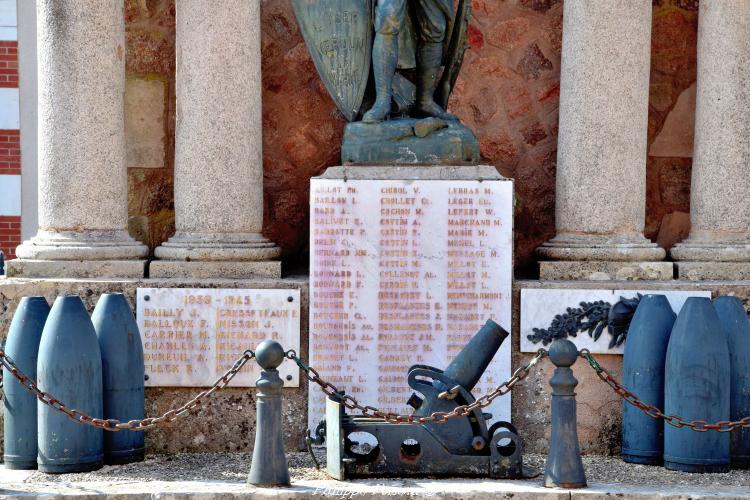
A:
125,78,166,169
149,260,282,279
676,262,750,281
6,259,146,279
539,261,674,281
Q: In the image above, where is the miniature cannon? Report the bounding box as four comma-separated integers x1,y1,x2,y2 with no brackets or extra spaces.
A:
315,319,527,479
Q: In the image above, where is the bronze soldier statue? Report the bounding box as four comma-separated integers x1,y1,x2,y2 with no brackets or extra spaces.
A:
363,0,457,123
292,0,479,165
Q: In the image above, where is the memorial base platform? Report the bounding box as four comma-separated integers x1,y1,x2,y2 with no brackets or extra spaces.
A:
2,277,750,457
3,452,749,499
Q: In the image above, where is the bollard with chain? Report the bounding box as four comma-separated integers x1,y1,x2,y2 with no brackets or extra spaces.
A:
544,339,586,489
248,340,291,487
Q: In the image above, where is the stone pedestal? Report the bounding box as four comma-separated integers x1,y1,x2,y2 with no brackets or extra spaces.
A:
536,0,665,279
341,118,480,166
151,0,280,279
308,165,513,430
671,1,750,280
7,0,147,279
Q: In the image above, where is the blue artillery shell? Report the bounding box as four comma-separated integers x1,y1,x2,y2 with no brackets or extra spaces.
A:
622,294,675,465
37,296,103,473
3,297,50,469
664,297,730,473
713,296,750,469
91,293,145,465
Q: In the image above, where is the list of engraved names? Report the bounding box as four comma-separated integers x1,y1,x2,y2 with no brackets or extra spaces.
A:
136,288,301,387
309,179,513,429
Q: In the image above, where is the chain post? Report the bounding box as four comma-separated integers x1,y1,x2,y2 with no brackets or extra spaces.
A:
248,340,290,487
544,339,586,489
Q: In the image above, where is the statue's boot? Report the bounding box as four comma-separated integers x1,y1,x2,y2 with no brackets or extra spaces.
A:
362,34,398,123
415,42,458,121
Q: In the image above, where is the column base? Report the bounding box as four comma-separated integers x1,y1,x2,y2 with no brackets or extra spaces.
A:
671,238,750,262
6,259,146,279
15,229,148,260
154,232,281,262
675,262,750,281
9,230,148,278
149,260,281,279
539,261,674,281
537,234,666,262
152,232,282,278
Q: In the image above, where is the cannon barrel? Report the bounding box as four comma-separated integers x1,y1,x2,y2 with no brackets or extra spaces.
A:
441,319,508,392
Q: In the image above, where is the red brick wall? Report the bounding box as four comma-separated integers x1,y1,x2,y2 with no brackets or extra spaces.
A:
0,130,20,175
0,216,21,260
0,41,18,88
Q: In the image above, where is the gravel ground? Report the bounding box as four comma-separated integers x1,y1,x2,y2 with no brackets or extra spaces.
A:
19,452,750,488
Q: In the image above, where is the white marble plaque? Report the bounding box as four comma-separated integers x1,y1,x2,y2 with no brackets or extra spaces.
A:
309,178,513,430
520,288,712,354
136,288,301,387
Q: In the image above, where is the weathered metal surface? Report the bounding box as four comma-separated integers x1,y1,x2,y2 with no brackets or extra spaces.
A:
92,293,145,465
3,296,50,470
37,296,103,473
622,295,675,465
713,296,750,469
248,340,290,487
544,339,586,489
320,320,525,479
435,0,471,108
341,118,480,165
291,0,372,121
664,297,730,473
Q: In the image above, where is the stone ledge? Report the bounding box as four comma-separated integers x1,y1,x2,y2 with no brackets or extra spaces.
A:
675,262,750,281
2,475,749,500
148,260,282,279
539,261,674,281
6,260,147,279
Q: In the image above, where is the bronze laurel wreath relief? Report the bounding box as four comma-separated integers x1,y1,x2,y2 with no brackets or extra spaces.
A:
527,295,643,349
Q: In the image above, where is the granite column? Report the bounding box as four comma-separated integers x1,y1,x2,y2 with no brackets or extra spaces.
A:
151,0,281,278
671,1,750,280
8,0,148,278
537,0,669,281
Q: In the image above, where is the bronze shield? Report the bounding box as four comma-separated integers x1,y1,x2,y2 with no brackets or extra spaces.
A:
292,0,373,122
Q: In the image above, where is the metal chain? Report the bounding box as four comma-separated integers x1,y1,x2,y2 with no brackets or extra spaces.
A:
288,348,548,425
580,349,750,432
0,349,255,432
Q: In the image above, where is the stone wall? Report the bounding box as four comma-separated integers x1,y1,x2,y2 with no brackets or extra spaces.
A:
0,277,310,455
123,0,700,274
1,277,745,456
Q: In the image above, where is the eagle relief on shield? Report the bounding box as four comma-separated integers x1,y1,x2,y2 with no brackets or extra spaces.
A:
292,0,372,122
292,0,480,166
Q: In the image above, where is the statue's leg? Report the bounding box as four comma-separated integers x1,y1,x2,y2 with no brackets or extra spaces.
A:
362,0,405,123
414,0,457,120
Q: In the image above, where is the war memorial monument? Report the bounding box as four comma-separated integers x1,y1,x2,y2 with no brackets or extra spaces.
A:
1,0,750,497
